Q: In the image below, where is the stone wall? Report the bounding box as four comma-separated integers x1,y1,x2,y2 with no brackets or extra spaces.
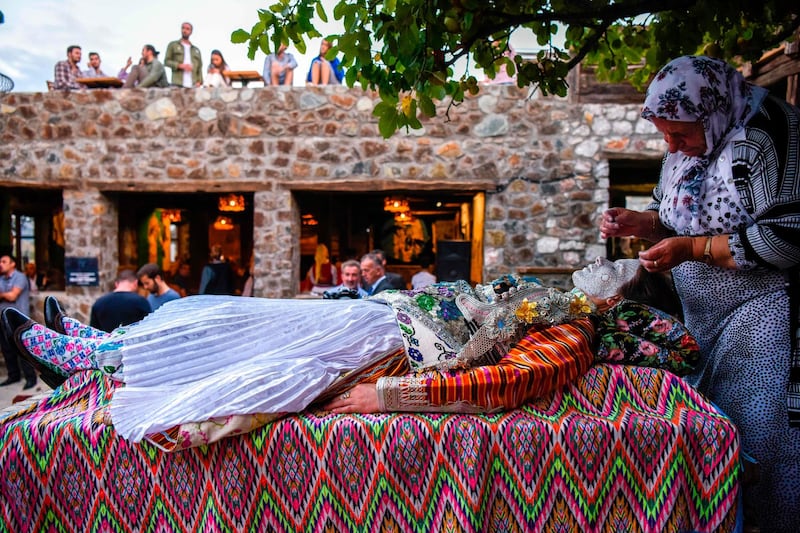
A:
0,86,665,321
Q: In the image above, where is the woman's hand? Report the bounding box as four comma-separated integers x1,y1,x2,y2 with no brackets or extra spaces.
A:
323,384,380,414
601,208,646,239
638,236,695,271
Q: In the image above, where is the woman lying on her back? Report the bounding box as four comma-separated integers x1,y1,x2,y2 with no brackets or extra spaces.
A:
1,258,697,443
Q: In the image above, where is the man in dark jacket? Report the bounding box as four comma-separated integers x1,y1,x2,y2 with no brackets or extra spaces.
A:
199,244,235,295
90,269,151,333
360,253,395,295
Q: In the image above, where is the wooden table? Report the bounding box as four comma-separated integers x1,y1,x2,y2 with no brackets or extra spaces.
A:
225,71,264,87
76,77,123,89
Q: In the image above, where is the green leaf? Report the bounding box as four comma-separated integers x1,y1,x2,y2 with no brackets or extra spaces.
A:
247,39,258,60
418,94,436,117
315,1,329,23
378,87,399,105
231,29,251,44
333,1,345,20
430,84,446,101
372,101,395,116
345,65,358,86
259,34,271,55
252,20,266,36
378,108,399,138
463,12,474,31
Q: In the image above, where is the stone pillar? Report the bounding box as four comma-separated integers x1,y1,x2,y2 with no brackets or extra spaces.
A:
252,188,300,298
61,189,118,322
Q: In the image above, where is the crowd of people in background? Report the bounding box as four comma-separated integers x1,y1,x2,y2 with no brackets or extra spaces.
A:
52,21,344,91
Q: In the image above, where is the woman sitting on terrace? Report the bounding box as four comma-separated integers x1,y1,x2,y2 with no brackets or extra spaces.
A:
1,258,698,443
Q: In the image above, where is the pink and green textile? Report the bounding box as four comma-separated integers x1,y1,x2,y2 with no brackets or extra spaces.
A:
0,364,739,532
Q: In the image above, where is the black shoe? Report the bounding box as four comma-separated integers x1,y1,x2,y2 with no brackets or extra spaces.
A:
23,378,37,390
44,295,68,335
1,307,67,390
0,378,21,387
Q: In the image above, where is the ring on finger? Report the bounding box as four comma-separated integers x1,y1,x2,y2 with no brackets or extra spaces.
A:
653,260,658,268
340,391,351,400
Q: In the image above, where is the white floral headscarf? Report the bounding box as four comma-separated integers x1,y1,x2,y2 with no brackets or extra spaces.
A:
641,56,768,231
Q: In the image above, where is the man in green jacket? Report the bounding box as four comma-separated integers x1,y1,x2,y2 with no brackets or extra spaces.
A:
164,22,203,87
122,45,169,88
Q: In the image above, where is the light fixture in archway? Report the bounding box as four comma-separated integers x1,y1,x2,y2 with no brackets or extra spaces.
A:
394,211,413,225
213,216,235,230
218,194,245,212
384,196,409,213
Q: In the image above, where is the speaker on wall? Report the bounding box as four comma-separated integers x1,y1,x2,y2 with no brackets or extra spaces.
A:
436,240,470,282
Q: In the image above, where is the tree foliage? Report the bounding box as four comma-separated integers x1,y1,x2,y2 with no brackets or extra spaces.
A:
233,0,799,137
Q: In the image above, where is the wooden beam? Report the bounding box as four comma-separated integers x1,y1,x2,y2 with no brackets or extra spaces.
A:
749,55,800,87
788,74,798,106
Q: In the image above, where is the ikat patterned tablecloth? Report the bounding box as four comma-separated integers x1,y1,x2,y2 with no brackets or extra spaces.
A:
0,364,740,532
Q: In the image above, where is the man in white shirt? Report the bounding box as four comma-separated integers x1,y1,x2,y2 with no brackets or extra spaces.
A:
411,256,437,289
164,22,203,87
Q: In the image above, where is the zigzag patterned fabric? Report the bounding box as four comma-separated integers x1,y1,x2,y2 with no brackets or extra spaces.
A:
0,364,739,532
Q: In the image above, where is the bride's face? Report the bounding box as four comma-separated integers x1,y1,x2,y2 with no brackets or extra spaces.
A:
572,257,639,300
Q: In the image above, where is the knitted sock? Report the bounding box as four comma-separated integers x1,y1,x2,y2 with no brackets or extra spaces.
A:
61,316,107,339
20,324,104,376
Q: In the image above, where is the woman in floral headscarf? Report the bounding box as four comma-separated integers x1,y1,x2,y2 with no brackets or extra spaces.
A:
600,55,800,532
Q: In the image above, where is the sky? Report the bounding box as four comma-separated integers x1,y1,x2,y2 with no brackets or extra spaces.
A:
0,0,545,93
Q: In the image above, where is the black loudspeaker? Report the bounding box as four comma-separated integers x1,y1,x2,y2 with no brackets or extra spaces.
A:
436,240,471,282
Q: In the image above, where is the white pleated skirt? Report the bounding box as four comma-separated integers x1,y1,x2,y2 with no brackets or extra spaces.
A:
106,295,403,441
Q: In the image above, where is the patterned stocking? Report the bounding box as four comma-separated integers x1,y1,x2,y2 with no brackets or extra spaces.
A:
19,324,104,377
61,316,108,339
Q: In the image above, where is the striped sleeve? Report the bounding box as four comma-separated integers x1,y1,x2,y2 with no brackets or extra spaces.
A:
377,318,595,412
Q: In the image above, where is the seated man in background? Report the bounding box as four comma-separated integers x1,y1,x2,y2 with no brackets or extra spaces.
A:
137,263,180,311
262,43,297,86
123,45,169,88
370,249,406,290
53,45,86,90
82,52,107,78
323,259,368,299
411,256,436,289
89,269,151,333
170,261,193,297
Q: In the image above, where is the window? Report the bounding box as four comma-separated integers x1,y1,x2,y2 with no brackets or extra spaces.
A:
11,214,36,265
2,187,65,290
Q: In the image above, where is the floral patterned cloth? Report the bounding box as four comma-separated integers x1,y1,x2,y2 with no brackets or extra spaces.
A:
595,300,700,376
375,281,473,369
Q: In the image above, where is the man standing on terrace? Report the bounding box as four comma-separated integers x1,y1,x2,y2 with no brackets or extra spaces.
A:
164,22,203,87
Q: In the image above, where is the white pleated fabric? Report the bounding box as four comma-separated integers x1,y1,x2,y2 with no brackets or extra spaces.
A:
107,295,403,441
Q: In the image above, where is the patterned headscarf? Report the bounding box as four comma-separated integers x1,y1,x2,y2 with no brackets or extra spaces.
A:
641,56,768,228
642,55,767,159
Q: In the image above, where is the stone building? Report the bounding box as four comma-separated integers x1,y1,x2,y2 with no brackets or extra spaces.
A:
0,83,668,322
